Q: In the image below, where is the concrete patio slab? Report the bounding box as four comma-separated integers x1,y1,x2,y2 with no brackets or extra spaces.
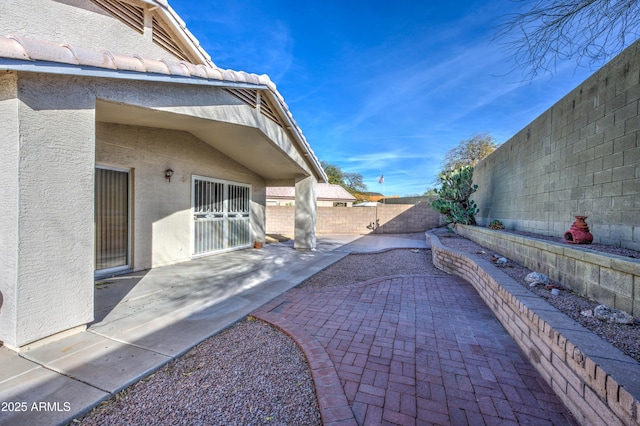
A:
22,332,170,395
0,347,41,383
0,347,108,426
340,232,429,252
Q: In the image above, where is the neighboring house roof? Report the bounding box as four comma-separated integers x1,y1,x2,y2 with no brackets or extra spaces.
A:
0,0,327,183
267,184,356,201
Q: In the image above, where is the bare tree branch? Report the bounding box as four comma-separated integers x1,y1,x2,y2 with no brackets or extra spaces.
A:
495,0,640,80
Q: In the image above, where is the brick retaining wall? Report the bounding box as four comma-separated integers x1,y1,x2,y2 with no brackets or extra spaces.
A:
453,224,640,316
426,230,640,425
266,203,443,235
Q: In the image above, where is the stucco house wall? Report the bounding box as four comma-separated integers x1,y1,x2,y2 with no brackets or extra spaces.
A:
97,122,266,270
0,73,20,346
1,71,96,348
1,68,308,348
473,39,640,250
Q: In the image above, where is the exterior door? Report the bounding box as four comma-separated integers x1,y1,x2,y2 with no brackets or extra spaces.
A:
95,166,130,275
192,176,251,256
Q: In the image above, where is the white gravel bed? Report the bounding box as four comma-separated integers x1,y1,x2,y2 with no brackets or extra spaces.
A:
78,319,321,425
299,248,444,289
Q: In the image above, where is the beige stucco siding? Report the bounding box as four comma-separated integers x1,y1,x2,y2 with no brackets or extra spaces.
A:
12,73,96,347
96,122,266,270
0,72,19,345
0,0,180,62
92,80,316,180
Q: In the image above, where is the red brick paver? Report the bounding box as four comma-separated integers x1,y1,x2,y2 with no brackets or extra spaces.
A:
253,274,577,425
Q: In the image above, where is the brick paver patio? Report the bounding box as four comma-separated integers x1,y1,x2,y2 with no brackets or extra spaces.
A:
254,274,578,425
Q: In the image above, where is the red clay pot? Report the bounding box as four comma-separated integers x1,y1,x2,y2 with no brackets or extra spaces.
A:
564,216,593,244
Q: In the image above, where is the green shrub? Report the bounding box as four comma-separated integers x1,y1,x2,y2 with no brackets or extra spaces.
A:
431,166,479,225
488,220,505,230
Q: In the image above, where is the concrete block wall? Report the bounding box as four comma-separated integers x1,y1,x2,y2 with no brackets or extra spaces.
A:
454,225,640,316
266,203,443,235
473,39,640,251
427,230,640,426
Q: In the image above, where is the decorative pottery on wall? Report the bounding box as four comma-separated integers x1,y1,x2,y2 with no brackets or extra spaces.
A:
564,216,593,244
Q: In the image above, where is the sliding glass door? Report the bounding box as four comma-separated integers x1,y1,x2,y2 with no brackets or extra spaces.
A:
95,166,130,274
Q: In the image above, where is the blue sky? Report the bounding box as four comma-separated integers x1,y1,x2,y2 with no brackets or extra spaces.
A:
169,1,598,196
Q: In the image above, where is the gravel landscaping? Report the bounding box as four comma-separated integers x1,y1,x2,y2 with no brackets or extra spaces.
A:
79,319,321,425
502,229,640,259
299,247,444,289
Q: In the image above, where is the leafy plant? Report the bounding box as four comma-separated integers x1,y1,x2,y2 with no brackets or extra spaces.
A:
488,220,505,230
441,133,498,171
431,166,479,225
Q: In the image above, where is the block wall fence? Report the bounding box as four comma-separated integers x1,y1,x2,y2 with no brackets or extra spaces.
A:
473,39,640,251
266,203,443,235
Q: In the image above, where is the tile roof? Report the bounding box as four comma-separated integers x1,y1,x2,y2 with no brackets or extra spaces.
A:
267,184,356,201
0,34,272,87
0,33,324,181
0,0,327,183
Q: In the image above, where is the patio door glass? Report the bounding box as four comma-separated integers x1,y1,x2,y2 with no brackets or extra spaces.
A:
192,176,251,256
95,167,130,273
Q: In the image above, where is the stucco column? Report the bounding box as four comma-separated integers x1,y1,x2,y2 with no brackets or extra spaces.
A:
294,175,317,250
4,74,95,349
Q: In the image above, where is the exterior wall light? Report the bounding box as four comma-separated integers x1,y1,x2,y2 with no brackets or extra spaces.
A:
165,168,174,182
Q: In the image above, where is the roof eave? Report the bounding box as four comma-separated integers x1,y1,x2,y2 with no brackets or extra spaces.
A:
1,57,327,182
260,90,328,183
0,57,264,90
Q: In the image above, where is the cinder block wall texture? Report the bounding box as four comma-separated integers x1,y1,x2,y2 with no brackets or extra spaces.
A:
267,203,442,235
455,224,640,316
473,40,640,251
